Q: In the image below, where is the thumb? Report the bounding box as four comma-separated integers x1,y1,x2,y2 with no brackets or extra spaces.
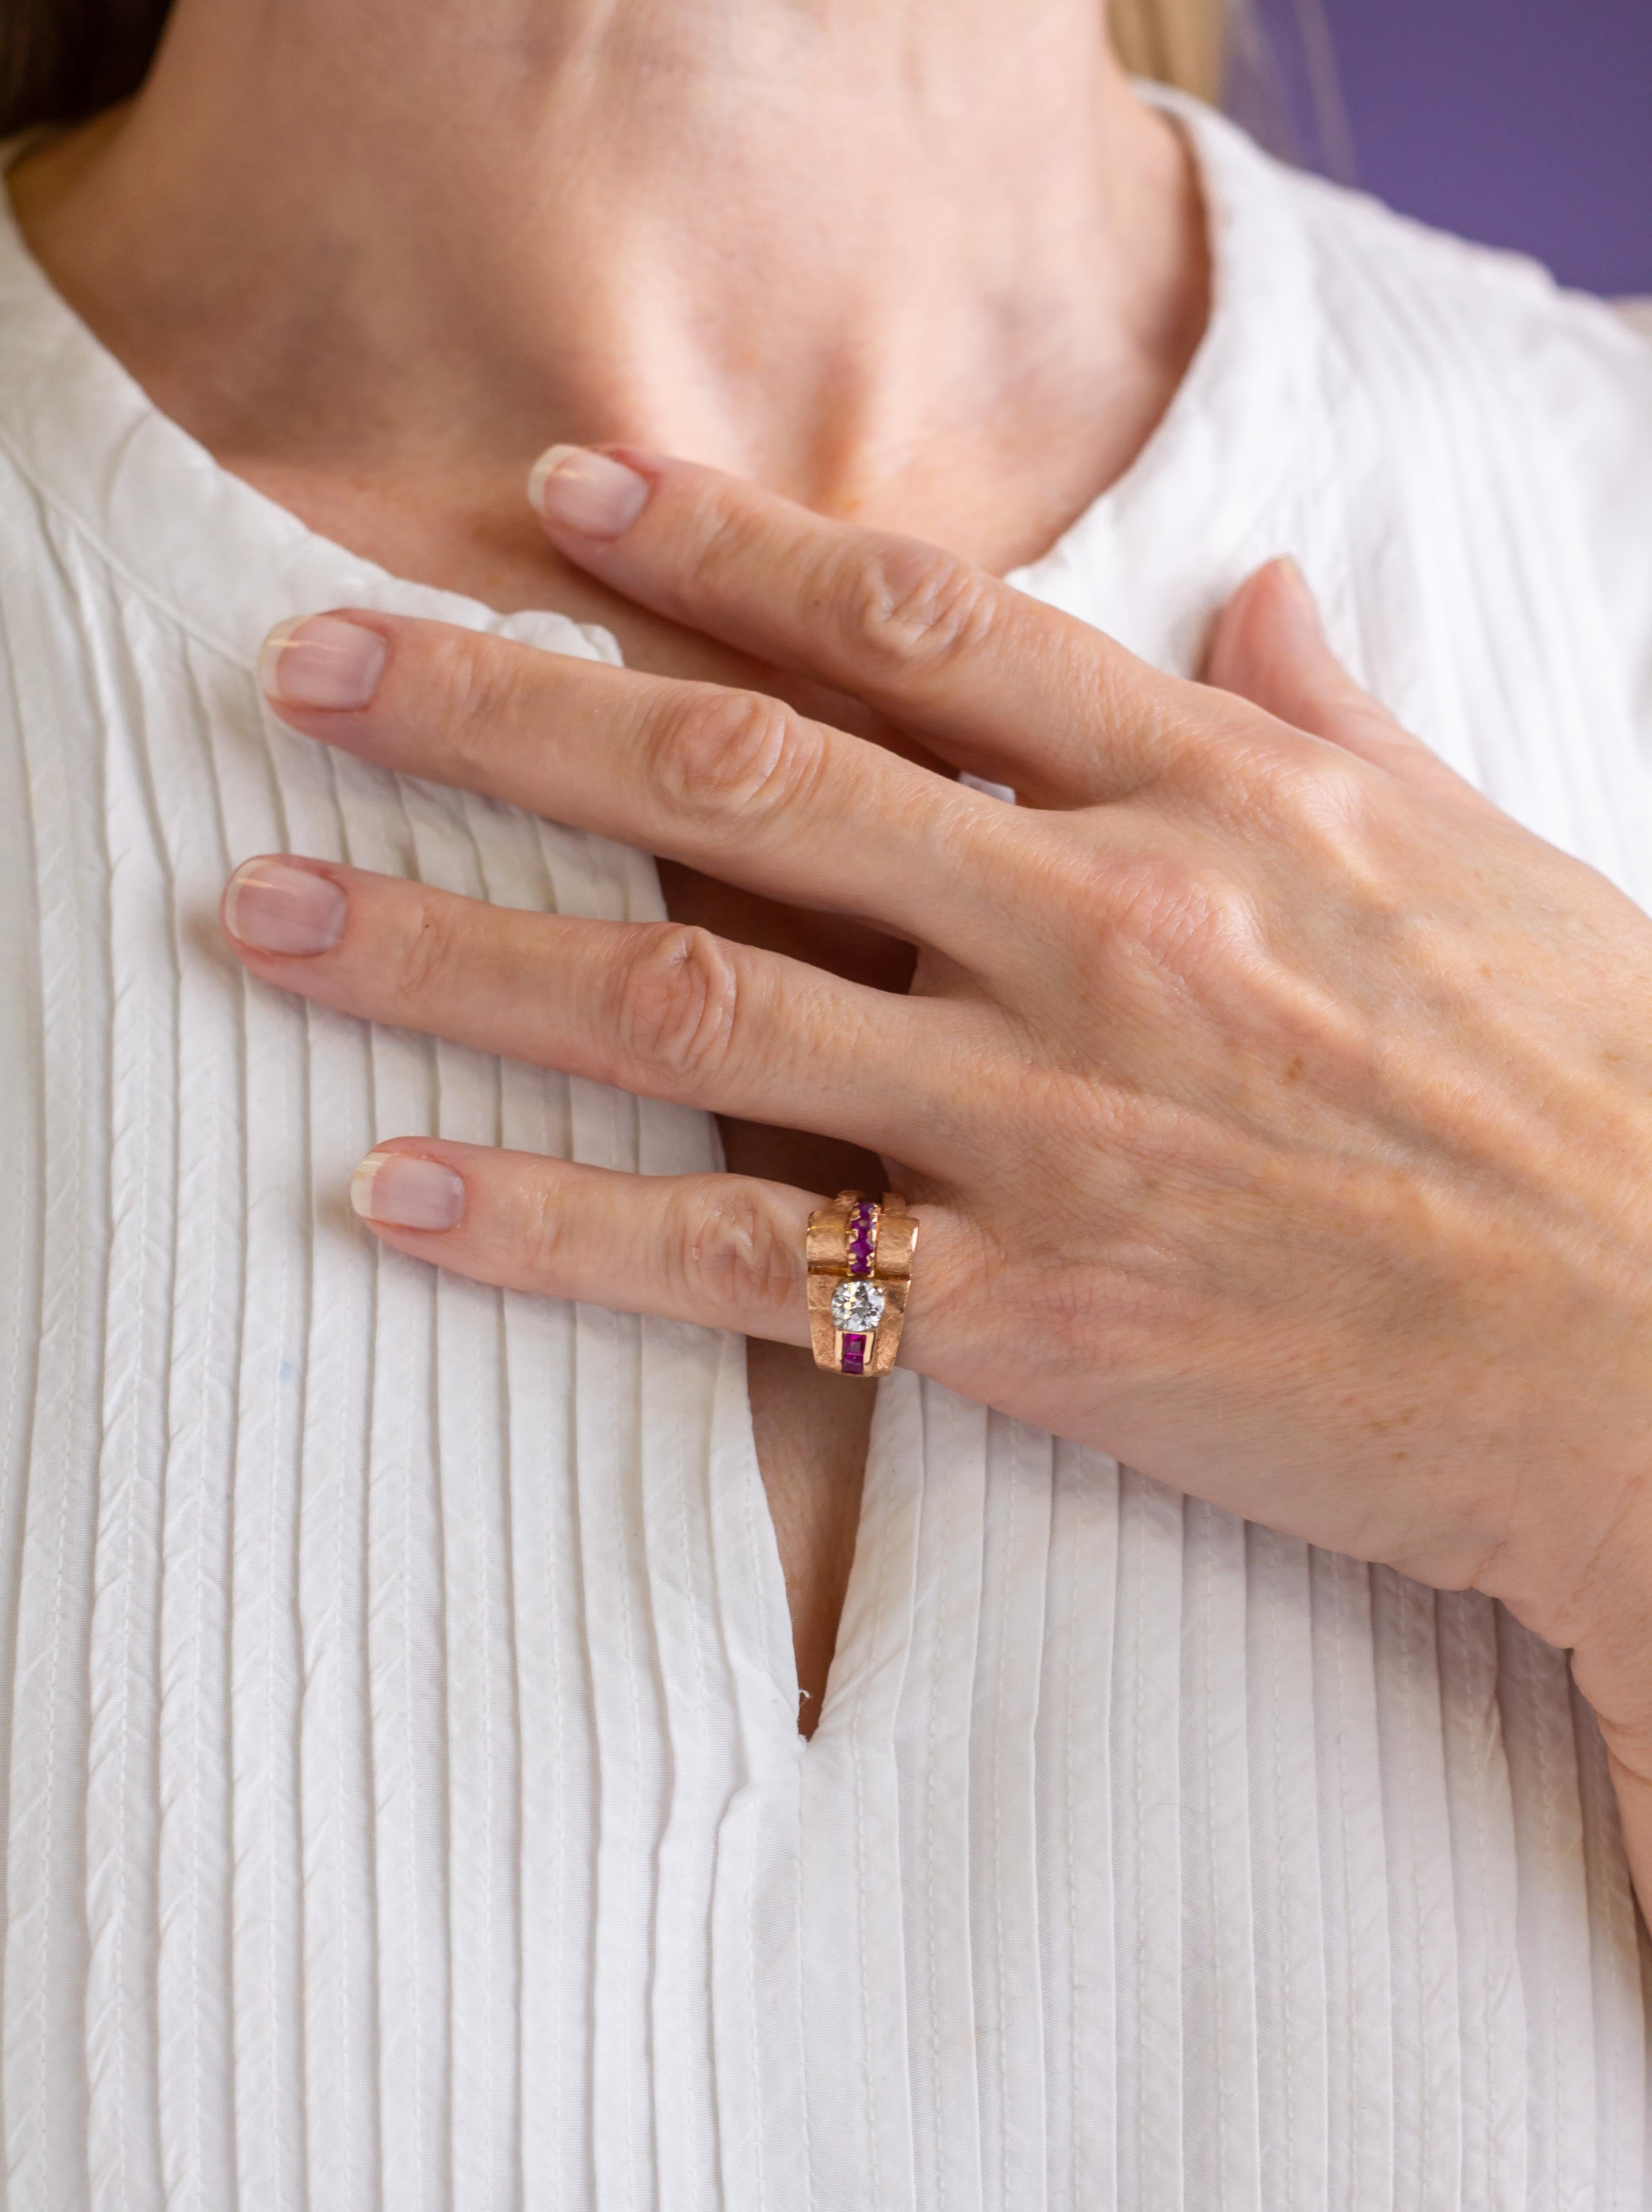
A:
1204,557,1494,814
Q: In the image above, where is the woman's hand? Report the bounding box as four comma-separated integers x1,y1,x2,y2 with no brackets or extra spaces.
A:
224,448,1652,1873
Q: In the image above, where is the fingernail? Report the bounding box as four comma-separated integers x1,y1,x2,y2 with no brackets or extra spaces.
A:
526,445,650,538
351,1148,467,1231
223,857,347,955
259,613,388,710
1274,556,1325,635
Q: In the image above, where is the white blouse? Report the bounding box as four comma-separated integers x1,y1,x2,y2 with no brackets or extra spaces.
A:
1,95,1651,2212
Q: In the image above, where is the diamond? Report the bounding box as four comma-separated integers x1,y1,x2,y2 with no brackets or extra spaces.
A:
831,1278,886,1333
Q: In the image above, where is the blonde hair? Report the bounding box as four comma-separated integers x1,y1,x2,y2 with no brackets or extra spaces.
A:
1109,0,1226,103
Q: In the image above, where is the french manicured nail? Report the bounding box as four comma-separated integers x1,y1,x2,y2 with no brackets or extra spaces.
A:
259,613,387,709
223,857,347,955
351,1149,467,1231
527,445,650,538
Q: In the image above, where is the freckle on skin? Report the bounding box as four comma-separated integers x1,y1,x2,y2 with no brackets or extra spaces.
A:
1284,1055,1304,1082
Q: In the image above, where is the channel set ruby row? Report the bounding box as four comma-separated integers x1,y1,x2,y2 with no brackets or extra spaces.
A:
840,1199,879,1375
805,1188,916,1378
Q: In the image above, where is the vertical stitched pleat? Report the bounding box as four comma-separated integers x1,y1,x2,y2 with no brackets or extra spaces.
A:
0,522,49,2191
502,1005,591,2212
1309,1551,1393,2212
1245,1526,1328,2212
638,1318,725,2212
146,625,248,2212
704,1331,807,2212
1112,1471,1185,2211
627,835,737,2212
969,1416,1052,2212
1574,1676,1650,2210
1181,1501,1261,2212
278,721,390,2212
415,779,520,2212
1497,1611,1598,2204
489,807,585,2212
77,535,174,2211
2,519,108,2201
1370,1572,1464,2209
208,655,311,2212
896,1384,987,2212
798,1371,925,2212
1035,1444,1120,2212
1435,1590,1527,2212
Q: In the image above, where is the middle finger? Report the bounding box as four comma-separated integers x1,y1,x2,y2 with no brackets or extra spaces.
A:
259,610,1017,970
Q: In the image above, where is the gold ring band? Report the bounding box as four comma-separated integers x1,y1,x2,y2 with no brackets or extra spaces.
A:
805,1188,917,1377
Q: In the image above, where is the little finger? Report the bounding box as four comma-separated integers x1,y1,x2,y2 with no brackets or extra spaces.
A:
349,1138,959,1368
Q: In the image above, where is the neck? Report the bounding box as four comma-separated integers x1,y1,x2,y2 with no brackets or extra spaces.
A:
11,0,1206,574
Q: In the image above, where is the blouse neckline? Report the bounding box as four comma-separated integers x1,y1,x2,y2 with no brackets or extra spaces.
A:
0,92,1317,678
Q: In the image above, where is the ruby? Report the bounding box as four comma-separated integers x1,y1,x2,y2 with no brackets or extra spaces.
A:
842,1334,866,1373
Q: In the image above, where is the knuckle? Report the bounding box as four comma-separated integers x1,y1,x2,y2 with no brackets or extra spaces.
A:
1096,850,1260,971
393,893,469,1001
681,487,768,586
1265,744,1372,821
1215,730,1372,833
656,687,819,823
666,1179,798,1318
516,1174,565,1284
424,626,533,773
609,923,741,1084
841,540,1000,677
1296,753,1385,840
1250,747,1392,884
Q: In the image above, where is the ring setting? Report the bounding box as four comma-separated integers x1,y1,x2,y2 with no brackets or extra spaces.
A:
806,1189,917,1376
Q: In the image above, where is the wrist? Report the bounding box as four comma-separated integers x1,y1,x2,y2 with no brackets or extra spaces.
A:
1465,1418,1652,1699
1521,1460,1652,1760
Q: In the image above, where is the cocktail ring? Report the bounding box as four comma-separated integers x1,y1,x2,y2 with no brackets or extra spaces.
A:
805,1188,918,1377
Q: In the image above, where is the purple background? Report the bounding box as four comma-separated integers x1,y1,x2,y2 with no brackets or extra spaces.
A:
1321,0,1652,297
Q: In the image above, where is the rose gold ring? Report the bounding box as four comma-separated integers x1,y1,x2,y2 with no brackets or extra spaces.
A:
805,1188,918,1377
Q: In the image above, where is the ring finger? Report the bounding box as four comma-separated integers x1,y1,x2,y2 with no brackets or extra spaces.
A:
221,854,982,1166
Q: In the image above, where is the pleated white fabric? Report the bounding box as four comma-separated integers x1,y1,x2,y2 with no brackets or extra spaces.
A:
1,94,1651,2210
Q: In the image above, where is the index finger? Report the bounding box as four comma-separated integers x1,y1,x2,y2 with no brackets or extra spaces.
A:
527,446,1203,807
